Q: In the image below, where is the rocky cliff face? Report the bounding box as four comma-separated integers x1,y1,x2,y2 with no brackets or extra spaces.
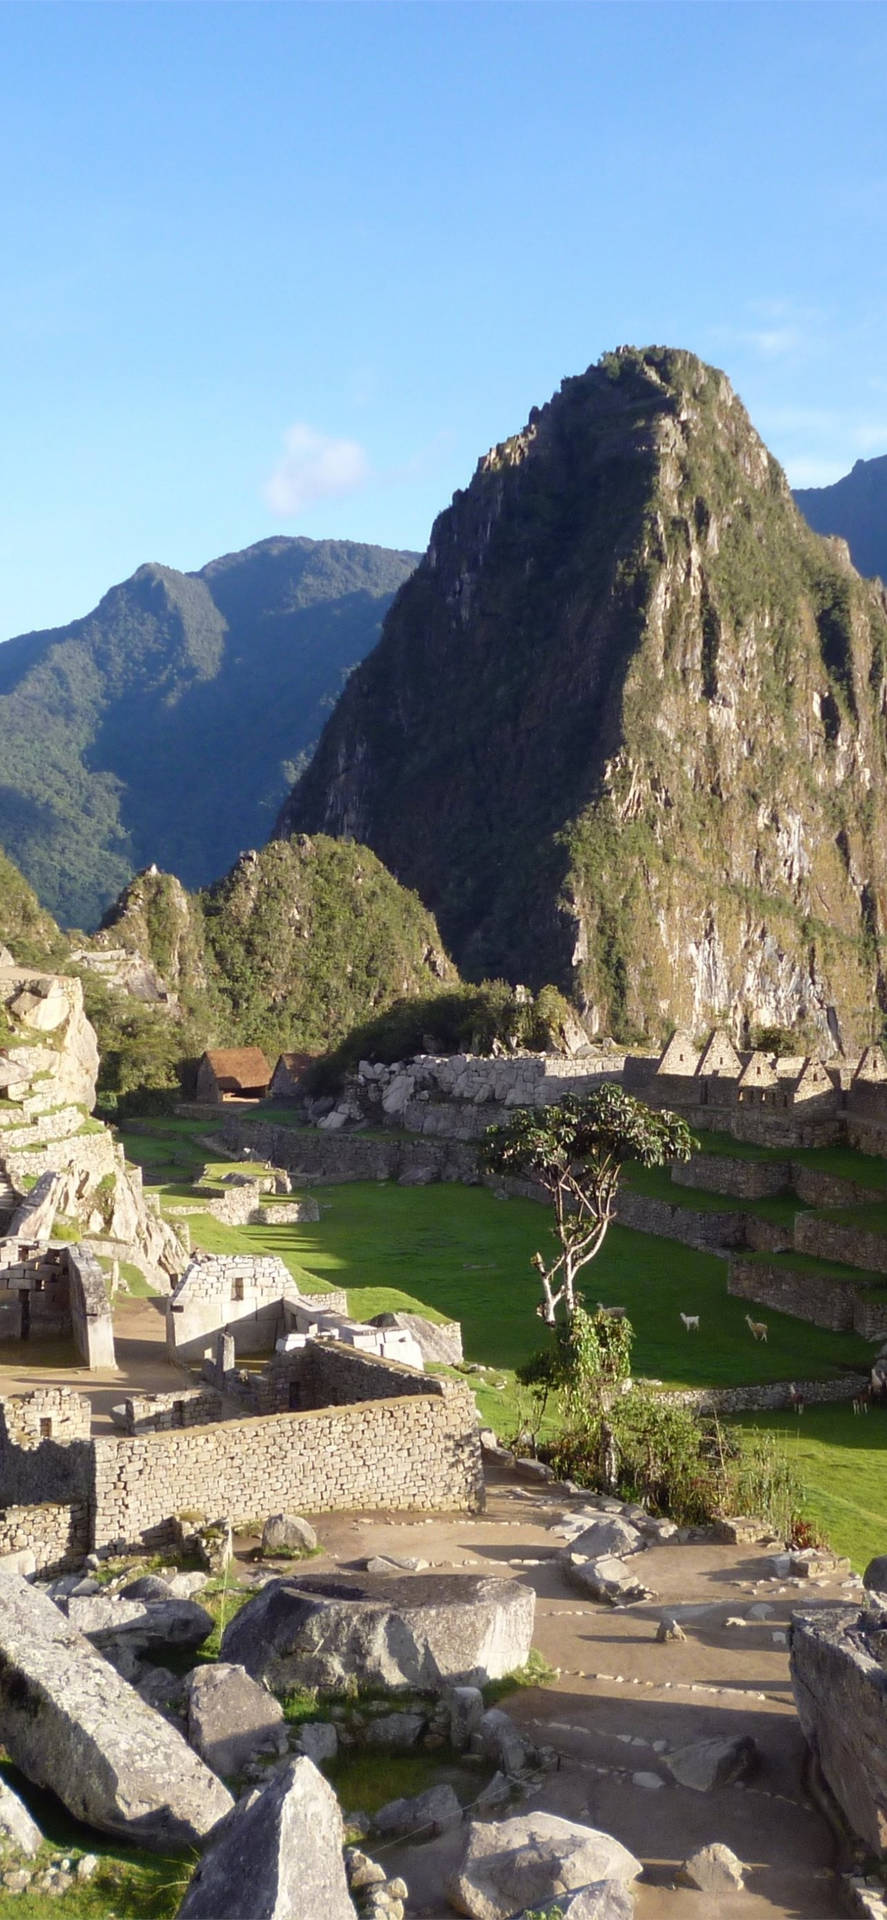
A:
282,347,887,1050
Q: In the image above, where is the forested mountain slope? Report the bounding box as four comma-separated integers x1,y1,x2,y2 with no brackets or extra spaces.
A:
283,346,887,1051
794,454,887,584
0,536,417,928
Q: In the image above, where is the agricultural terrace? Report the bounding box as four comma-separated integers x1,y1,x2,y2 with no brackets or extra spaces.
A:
118,1116,887,1569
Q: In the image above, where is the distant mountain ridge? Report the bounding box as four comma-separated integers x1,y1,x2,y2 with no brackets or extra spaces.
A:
794,454,887,582
283,346,887,1052
0,535,418,928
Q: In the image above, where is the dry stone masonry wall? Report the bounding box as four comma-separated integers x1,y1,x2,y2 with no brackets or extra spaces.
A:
91,1365,483,1548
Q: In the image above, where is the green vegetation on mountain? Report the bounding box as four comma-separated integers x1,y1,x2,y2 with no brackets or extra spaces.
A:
0,536,417,928
795,453,887,584
306,979,580,1092
284,346,887,1051
0,850,69,966
0,833,455,1108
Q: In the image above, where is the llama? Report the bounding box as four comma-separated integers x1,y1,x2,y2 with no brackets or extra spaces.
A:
787,1382,804,1415
679,1312,700,1332
745,1314,768,1342
852,1387,871,1415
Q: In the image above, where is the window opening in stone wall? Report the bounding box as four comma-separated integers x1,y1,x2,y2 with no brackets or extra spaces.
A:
232,1277,244,1302
39,1418,52,1438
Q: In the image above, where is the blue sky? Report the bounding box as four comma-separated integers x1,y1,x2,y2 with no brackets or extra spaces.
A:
2,0,886,640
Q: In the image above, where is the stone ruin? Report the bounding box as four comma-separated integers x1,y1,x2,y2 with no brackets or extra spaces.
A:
0,1237,114,1368
166,1252,425,1372
293,1027,887,1157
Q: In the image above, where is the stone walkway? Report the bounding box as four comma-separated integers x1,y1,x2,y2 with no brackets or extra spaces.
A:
308,1472,861,1920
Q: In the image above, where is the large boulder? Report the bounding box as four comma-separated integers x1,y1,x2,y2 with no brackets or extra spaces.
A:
176,1755,357,1919
221,1571,535,1694
0,1572,233,1849
187,1663,288,1777
447,1813,641,1920
515,1890,635,1920
66,1591,214,1660
863,1554,887,1595
791,1605,887,1854
373,1783,462,1838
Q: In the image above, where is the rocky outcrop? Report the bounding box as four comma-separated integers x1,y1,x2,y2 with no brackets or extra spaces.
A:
0,1572,233,1849
446,1813,641,1920
176,1755,357,1919
791,1604,887,1854
220,1570,535,1694
284,346,887,1048
0,961,187,1281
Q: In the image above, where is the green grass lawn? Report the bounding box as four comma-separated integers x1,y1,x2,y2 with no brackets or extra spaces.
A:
118,1120,881,1555
731,1404,887,1571
241,1181,870,1391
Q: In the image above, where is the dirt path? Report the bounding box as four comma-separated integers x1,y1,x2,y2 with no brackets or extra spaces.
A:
0,1296,192,1429
307,1474,858,1919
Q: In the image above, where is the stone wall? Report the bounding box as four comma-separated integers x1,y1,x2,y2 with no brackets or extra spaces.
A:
794,1212,887,1278
727,1256,887,1336
0,1499,89,1574
117,1389,226,1434
791,1164,887,1209
614,1190,747,1251
655,1374,869,1414
672,1154,791,1199
90,1364,483,1546
218,1118,481,1186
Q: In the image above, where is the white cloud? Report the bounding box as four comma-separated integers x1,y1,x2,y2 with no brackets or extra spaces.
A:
264,423,370,518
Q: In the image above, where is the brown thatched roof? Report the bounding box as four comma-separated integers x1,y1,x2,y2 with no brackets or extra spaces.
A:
274,1052,316,1075
201,1047,271,1088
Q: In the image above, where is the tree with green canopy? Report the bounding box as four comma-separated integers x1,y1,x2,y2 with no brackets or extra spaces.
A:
480,1083,696,1325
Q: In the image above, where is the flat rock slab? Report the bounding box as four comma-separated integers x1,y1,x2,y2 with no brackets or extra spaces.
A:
176,1755,357,1919
447,1812,641,1920
0,1572,233,1851
221,1571,534,1694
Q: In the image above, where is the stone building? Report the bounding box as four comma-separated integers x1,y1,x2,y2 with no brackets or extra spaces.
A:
196,1048,271,1103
